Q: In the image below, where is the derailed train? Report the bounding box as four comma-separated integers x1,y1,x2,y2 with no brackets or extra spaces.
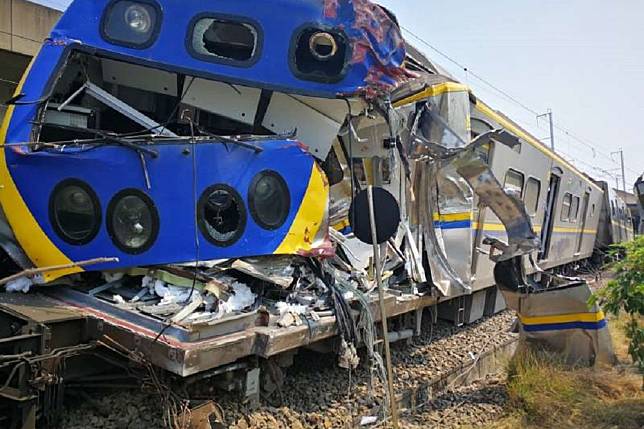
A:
0,0,634,426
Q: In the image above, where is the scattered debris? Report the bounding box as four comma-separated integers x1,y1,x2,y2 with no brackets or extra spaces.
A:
360,416,378,426
5,276,33,293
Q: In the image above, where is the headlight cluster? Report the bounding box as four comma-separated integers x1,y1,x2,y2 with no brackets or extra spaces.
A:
50,180,101,245
198,184,247,247
49,170,290,253
107,189,159,254
249,171,290,230
101,0,161,48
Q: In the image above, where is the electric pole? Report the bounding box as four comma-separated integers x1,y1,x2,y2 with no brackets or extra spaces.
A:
611,149,626,192
537,109,555,151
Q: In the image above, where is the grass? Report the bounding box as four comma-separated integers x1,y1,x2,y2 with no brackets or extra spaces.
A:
481,316,644,429
503,353,641,428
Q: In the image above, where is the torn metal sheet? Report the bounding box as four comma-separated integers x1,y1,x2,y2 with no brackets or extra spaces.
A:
454,131,541,261
231,257,297,289
501,279,615,366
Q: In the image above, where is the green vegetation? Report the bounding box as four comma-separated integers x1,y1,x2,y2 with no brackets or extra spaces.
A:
484,237,644,429
591,235,644,373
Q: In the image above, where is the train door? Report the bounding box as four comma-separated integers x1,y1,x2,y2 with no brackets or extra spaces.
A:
539,173,560,260
575,191,590,254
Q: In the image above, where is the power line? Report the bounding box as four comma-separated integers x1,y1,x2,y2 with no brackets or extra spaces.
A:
400,26,639,183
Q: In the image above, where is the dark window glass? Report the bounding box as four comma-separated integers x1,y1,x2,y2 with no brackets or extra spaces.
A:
504,169,524,197
191,17,258,62
524,177,541,215
321,147,344,187
561,193,572,221
570,196,580,222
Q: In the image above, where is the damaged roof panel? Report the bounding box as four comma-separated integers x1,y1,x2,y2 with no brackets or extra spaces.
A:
50,0,411,99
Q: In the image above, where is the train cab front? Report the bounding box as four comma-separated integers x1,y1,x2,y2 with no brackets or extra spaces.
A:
0,0,413,280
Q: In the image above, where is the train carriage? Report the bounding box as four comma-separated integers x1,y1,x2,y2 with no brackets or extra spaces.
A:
0,0,631,427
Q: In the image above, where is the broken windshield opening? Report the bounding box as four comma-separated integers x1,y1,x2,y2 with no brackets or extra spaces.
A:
35,51,277,148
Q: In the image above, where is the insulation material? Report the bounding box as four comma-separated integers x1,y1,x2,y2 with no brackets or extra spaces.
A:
500,282,615,366
222,282,257,313
5,276,33,293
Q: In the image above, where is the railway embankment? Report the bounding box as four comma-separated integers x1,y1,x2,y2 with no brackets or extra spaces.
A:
61,311,518,429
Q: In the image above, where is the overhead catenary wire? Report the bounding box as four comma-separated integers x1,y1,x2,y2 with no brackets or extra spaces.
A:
400,26,637,186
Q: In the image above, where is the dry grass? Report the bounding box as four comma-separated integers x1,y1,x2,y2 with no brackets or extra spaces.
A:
482,346,643,429
608,314,632,362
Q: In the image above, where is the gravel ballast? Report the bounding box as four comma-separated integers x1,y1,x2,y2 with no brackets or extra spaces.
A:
61,310,517,429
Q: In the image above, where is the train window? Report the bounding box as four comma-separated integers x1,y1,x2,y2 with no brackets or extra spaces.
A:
189,15,261,65
524,178,541,215
321,148,344,187
352,159,368,186
503,169,524,197
560,193,572,221
474,143,491,164
292,28,349,83
611,201,616,216
570,196,580,222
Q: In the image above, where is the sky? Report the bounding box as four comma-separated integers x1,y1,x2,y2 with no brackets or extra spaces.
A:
33,0,644,189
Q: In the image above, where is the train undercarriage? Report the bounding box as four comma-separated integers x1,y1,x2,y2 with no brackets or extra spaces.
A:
0,272,514,429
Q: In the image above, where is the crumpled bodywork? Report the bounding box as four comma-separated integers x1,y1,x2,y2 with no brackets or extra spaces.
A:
495,264,615,366
391,81,541,296
324,0,416,97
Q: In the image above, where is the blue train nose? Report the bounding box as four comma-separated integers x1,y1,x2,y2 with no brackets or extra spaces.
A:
1,135,329,279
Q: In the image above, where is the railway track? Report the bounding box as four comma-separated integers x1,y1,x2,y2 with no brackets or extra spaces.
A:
60,311,516,429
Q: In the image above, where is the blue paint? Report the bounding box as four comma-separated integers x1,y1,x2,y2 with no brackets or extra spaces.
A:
433,220,472,230
523,319,607,332
8,138,313,271
45,0,407,98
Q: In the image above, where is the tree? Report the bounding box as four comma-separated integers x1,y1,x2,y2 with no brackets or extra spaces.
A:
591,236,644,374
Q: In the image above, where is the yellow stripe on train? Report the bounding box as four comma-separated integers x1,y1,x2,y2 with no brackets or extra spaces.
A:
274,162,328,254
519,311,605,326
0,59,82,282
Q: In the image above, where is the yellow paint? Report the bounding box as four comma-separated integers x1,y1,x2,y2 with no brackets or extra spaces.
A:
0,61,81,282
474,101,603,192
472,222,596,235
274,162,329,254
393,82,470,107
432,211,472,222
520,311,605,326
332,219,350,231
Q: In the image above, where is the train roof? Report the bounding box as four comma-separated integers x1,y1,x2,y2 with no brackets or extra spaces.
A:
52,0,410,98
395,40,604,193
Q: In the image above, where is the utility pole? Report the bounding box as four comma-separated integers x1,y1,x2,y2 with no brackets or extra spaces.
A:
537,109,555,151
611,149,626,192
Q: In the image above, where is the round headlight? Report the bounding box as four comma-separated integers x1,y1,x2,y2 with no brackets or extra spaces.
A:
107,189,159,254
198,185,246,247
50,179,101,245
101,0,160,48
249,171,290,230
124,4,152,33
